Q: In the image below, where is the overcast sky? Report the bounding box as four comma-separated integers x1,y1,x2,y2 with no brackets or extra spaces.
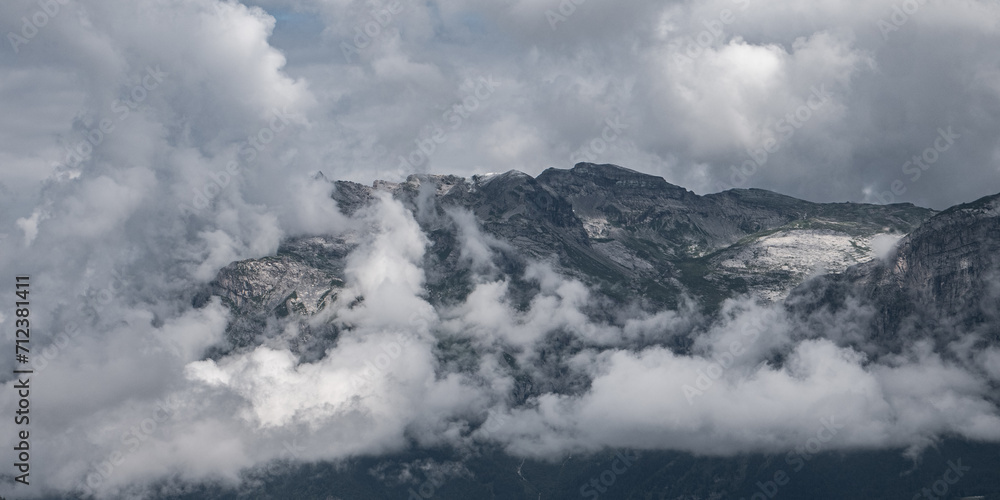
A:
2,1,1000,498
1,0,998,214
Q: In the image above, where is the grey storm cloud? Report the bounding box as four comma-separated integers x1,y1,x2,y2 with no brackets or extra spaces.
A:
244,0,1000,209
1,0,1000,498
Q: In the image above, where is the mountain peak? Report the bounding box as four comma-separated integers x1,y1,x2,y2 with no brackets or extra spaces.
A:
937,192,1000,217
537,162,689,195
570,161,650,177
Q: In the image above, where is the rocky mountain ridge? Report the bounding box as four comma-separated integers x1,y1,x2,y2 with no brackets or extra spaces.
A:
788,192,1000,355
214,163,933,330
181,163,1000,500
205,163,939,352
179,165,1000,500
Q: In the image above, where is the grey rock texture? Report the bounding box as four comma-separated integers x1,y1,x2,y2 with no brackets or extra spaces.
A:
789,193,1000,354
188,163,1000,500
206,162,941,354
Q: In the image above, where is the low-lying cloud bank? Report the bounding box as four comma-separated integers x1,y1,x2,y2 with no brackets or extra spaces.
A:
3,0,1000,497
4,193,999,499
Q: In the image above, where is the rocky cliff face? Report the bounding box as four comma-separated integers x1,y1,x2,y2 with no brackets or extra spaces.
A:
188,164,1000,500
207,162,935,352
535,164,932,303
789,193,1000,354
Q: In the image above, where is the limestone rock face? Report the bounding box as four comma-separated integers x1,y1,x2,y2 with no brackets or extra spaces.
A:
207,162,940,353
789,193,1000,353
194,163,1000,500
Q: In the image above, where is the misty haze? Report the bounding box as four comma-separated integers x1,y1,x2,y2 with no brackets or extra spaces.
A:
1,1,1000,499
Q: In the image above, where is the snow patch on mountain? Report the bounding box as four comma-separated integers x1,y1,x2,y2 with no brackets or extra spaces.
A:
716,229,903,301
581,215,613,239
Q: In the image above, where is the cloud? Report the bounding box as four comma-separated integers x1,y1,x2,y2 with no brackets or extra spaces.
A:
5,190,1000,498
241,0,1000,208
869,232,903,261
2,0,1000,497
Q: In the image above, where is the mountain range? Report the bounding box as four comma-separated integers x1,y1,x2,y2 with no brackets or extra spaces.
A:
179,163,1000,500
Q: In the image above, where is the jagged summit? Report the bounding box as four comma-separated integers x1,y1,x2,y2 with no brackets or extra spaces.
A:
539,162,688,193
936,191,1000,217
212,164,938,353
789,188,1000,354
199,164,1000,499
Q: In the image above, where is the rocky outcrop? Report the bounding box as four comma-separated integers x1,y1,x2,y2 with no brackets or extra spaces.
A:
788,193,1000,354
210,163,937,350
